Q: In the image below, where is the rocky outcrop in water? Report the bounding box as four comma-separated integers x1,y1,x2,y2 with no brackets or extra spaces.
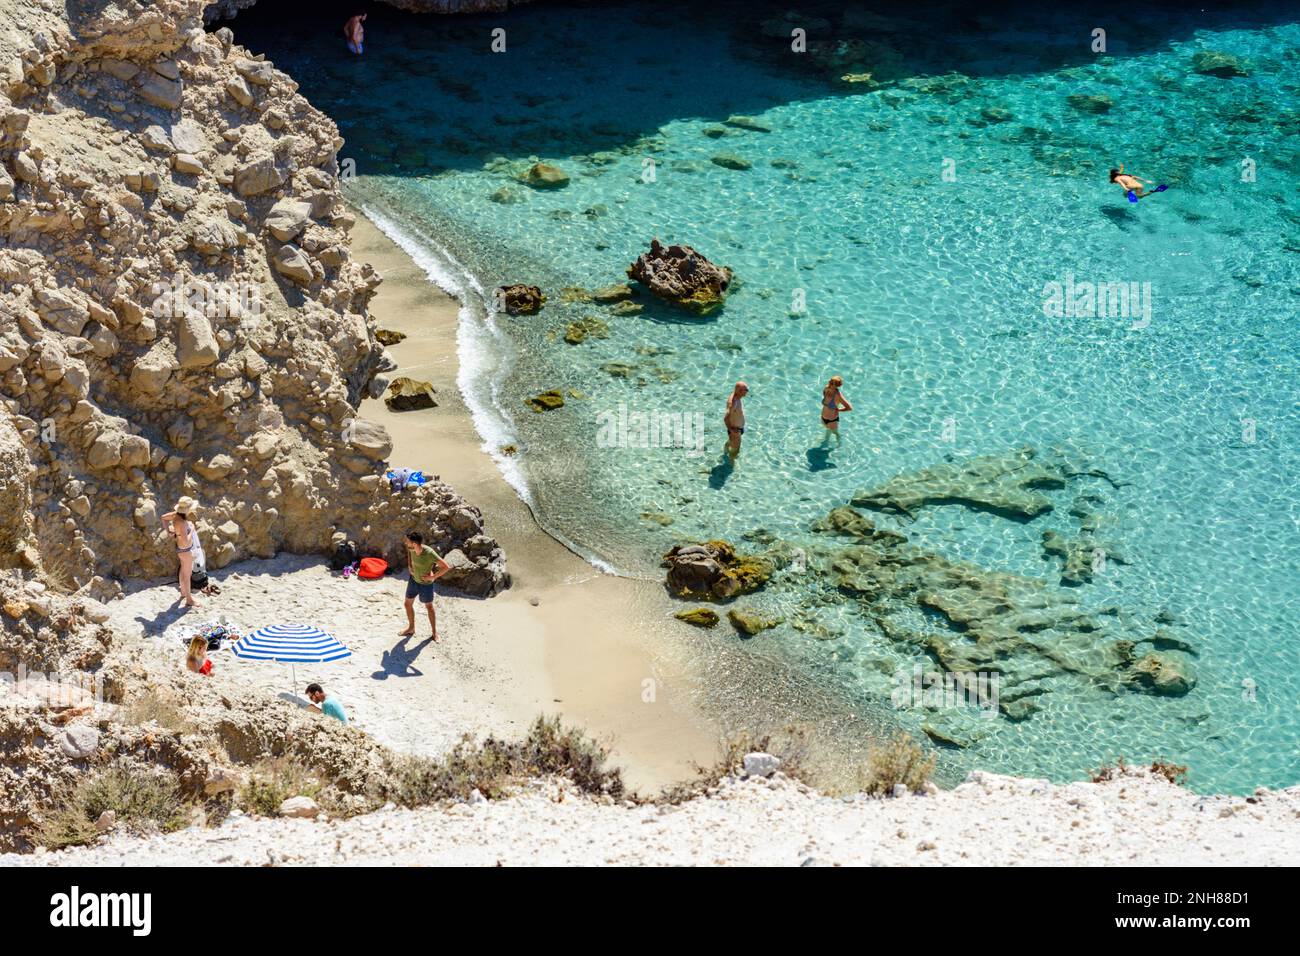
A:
663,540,773,601
0,0,507,598
627,240,733,316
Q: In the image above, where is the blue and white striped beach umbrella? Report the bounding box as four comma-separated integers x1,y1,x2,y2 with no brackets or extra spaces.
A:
232,623,351,695
232,623,352,663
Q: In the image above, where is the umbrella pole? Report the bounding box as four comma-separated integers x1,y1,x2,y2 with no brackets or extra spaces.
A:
291,662,296,697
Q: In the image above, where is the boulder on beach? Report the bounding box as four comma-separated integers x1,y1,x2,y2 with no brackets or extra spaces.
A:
495,284,546,315
384,377,437,412
375,328,407,346
627,239,733,316
662,540,772,601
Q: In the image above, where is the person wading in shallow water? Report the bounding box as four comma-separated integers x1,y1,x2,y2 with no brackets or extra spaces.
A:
400,531,450,642
343,12,367,55
724,381,748,460
820,375,852,446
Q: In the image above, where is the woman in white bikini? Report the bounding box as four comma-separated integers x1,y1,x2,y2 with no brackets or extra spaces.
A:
161,496,203,608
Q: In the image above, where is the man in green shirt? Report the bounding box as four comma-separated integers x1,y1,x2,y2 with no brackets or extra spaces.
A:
401,530,450,641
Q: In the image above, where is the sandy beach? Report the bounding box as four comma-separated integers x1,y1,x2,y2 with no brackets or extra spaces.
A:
101,211,730,793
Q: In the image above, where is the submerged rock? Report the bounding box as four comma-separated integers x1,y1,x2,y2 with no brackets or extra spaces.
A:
563,316,608,345
1191,50,1250,78
524,390,565,412
850,447,1065,520
384,377,437,412
1067,94,1114,114
663,540,773,601
496,284,546,315
728,607,783,636
627,239,733,316
710,153,752,170
521,162,570,188
724,114,773,133
674,607,720,628
1128,652,1196,696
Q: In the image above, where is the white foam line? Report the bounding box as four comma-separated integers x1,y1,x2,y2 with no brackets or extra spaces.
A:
359,203,532,506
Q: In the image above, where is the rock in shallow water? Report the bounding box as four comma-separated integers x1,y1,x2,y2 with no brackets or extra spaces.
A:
627,239,733,316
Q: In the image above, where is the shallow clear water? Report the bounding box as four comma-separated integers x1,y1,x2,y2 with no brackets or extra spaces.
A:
233,1,1300,792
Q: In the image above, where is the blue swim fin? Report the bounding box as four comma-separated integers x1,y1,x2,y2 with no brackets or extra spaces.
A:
1127,190,1139,203
1154,184,1168,192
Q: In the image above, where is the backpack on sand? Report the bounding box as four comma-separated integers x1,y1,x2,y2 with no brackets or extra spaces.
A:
357,557,388,580
330,541,359,571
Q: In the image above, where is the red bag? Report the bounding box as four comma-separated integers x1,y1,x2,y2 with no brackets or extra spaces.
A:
357,557,388,580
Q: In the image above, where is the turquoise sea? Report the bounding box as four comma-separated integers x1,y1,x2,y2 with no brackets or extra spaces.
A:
230,1,1300,793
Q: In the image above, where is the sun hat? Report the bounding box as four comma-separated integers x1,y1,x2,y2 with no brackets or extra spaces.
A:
174,495,197,516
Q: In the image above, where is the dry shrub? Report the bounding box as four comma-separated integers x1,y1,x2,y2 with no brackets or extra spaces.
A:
238,757,324,816
35,764,188,850
861,733,936,796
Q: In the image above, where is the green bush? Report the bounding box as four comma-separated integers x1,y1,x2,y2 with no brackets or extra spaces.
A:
238,757,323,816
35,765,188,850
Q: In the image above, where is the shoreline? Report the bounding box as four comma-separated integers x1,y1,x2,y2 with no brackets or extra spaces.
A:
348,207,724,792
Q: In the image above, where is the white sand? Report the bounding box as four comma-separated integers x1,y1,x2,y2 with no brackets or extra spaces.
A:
106,553,552,758
12,768,1299,867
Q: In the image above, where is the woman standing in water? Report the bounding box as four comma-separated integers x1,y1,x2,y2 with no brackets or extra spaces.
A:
820,375,852,444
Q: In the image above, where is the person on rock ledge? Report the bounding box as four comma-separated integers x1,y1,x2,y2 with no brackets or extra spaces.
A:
400,531,450,642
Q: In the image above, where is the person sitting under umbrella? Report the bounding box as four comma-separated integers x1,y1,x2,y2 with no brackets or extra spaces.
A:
305,683,347,724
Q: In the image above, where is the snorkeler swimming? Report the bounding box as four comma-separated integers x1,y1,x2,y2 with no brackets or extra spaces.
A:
1110,164,1168,202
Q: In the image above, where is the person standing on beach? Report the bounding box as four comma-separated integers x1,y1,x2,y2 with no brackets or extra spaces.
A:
161,496,203,609
343,12,366,55
724,381,748,459
820,375,852,445
401,531,450,641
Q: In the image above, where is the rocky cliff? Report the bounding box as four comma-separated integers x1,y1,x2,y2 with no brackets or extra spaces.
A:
201,0,538,24
0,0,508,598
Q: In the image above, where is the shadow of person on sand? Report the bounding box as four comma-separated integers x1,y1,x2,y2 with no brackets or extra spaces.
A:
372,635,433,680
133,600,196,639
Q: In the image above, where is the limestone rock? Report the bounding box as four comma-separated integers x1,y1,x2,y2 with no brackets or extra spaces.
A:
663,540,773,601
266,199,313,241
274,244,314,283
384,377,437,411
278,796,320,819
234,154,284,197
627,239,732,315
496,284,545,315
177,313,219,368
521,162,569,188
